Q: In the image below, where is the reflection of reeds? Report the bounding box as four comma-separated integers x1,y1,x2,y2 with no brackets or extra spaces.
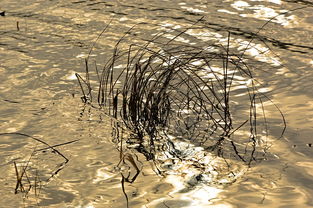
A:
76,18,286,207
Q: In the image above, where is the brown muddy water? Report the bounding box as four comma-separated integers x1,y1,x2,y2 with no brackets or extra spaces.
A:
1,0,313,207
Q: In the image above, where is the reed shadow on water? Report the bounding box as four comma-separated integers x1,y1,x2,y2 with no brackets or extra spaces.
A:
75,16,287,207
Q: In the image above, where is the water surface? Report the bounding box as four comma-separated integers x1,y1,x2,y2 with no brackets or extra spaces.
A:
1,0,313,207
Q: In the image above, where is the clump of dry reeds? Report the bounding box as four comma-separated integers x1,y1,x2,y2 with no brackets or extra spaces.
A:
76,18,286,206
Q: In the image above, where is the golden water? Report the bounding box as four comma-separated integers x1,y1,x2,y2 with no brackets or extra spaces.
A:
1,0,313,207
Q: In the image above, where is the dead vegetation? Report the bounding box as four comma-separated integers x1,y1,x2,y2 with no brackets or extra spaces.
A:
75,17,286,207
0,132,78,203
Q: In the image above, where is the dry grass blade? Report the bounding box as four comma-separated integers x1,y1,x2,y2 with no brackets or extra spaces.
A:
0,132,69,162
35,139,80,152
121,175,129,208
14,161,24,194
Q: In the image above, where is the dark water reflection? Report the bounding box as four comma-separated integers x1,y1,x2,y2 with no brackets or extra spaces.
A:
1,0,313,207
